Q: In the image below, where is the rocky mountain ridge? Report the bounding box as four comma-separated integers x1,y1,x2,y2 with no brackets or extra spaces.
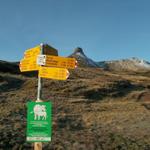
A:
70,47,150,71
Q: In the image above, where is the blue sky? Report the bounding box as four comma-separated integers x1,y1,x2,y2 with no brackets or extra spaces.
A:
0,0,150,62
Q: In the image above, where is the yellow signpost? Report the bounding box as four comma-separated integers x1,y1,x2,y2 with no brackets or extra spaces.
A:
20,64,39,72
38,55,77,69
19,44,60,73
24,46,41,58
19,43,77,150
19,46,41,72
20,57,39,72
39,67,69,80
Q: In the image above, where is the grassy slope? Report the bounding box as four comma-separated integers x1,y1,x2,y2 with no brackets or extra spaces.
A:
0,68,150,149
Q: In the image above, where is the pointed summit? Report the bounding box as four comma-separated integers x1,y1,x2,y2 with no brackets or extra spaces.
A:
69,47,99,67
73,47,85,55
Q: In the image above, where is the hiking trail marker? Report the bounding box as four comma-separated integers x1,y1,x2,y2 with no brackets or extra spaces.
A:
27,102,52,142
19,43,77,150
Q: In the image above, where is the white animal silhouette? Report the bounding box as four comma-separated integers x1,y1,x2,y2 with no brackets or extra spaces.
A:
33,104,47,120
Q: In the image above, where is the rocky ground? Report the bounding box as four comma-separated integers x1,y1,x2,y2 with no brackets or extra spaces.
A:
0,68,150,150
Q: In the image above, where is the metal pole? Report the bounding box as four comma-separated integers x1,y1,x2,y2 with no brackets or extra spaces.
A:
34,43,44,150
37,43,44,102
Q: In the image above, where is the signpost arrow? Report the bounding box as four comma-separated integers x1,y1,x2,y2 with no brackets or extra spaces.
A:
24,46,41,58
19,57,39,72
19,46,41,72
19,64,39,72
37,55,77,69
39,66,70,80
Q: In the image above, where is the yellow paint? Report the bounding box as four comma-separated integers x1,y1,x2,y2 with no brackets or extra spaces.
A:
39,67,69,80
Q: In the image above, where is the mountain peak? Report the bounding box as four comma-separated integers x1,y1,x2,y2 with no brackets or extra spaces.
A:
69,47,99,67
73,47,85,55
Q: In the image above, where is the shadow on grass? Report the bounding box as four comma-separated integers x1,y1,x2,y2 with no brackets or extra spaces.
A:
84,80,145,100
0,75,25,93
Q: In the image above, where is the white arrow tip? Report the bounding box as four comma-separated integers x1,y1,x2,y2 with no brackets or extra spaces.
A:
66,70,70,79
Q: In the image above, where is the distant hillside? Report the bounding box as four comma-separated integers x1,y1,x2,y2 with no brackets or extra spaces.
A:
69,47,150,71
0,60,20,74
98,57,150,71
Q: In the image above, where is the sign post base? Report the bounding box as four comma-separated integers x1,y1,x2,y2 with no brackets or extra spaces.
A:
34,142,42,150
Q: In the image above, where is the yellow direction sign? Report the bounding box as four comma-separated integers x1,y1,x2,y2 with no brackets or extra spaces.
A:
39,67,69,80
20,64,39,72
24,46,41,58
19,45,41,72
20,57,37,64
20,61,39,72
20,44,59,72
19,56,39,72
37,55,77,69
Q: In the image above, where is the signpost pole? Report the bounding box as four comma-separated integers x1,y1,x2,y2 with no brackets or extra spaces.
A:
37,43,44,101
34,43,44,150
37,72,42,101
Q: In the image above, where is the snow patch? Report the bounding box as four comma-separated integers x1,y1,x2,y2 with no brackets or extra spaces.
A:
75,51,98,67
76,52,85,58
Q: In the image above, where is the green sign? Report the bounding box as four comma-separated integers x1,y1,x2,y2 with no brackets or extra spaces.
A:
27,102,52,142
